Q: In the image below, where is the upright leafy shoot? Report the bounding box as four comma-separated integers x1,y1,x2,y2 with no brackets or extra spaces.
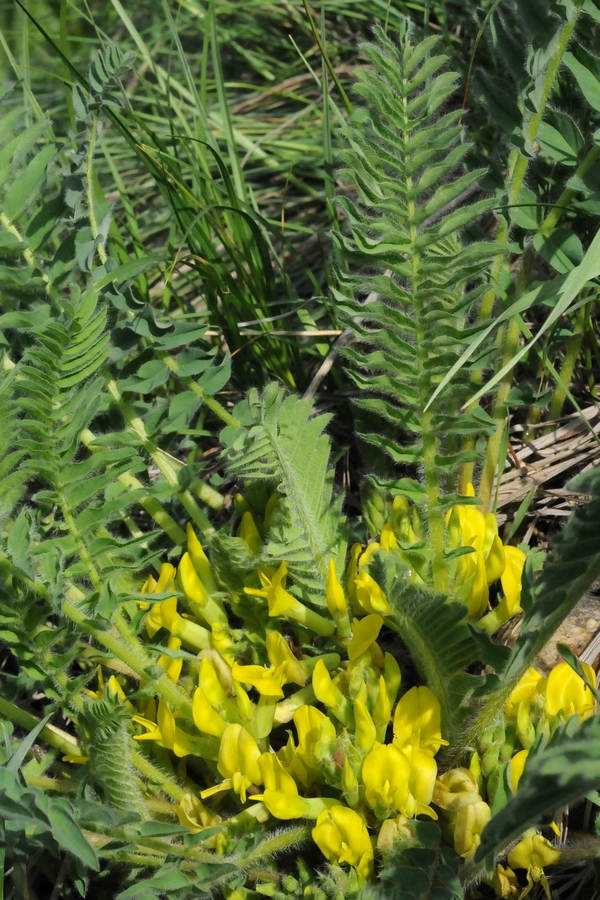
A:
335,25,500,589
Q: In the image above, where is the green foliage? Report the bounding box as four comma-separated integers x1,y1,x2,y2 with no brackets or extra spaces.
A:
335,26,499,519
1,7,600,900
475,713,600,867
503,467,600,683
221,383,346,594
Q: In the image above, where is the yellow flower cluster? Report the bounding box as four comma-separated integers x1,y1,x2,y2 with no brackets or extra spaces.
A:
448,485,527,629
74,493,555,896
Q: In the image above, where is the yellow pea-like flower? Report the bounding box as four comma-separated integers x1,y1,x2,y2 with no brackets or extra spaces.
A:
186,523,217,595
193,687,228,737
373,676,392,741
266,632,306,686
453,800,492,860
348,615,384,662
177,552,227,627
245,563,335,637
354,699,377,753
231,662,287,699
134,700,217,759
341,758,359,807
507,833,560,891
354,567,393,616
201,724,262,804
254,753,336,820
508,749,529,795
146,594,212,651
545,660,596,721
174,792,219,833
362,742,410,818
312,806,374,883
500,545,526,611
433,767,481,812
312,659,352,726
327,557,347,617
401,744,438,820
326,558,351,638
393,686,448,755
157,635,183,683
379,522,398,552
199,657,239,722
293,705,328,770
505,668,547,719
237,511,262,556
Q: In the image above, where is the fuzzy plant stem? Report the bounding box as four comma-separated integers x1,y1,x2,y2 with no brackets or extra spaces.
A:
237,825,312,867
477,1,584,509
62,600,194,723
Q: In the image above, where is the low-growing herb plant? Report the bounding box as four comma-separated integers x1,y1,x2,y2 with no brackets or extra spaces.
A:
2,11,600,900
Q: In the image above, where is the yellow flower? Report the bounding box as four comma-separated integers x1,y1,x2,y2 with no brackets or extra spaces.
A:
293,705,328,770
277,733,310,788
499,545,527,616
199,657,240,722
453,800,492,861
173,792,219,833
341,758,359,807
177,551,227,627
373,675,392,741
505,668,547,719
201,724,262,804
238,511,262,556
254,753,336,820
348,614,384,662
545,660,596,721
266,632,306,686
157,635,183,682
376,815,413,851
244,562,335,637
312,659,352,726
354,699,377,754
433,768,481,811
193,686,228,737
454,485,505,583
379,522,398,552
362,742,436,820
133,700,216,759
455,550,489,619
327,557,347,617
491,865,520,899
354,567,393,616
508,749,529,794
508,832,560,899
393,686,448,755
312,806,374,883
145,594,212,651
255,753,310,819
231,662,288,699
326,558,352,638
186,524,218,595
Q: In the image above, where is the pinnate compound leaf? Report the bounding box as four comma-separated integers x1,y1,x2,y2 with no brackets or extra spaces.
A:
221,383,345,591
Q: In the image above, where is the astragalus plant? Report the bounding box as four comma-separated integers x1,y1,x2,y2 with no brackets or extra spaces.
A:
2,15,600,900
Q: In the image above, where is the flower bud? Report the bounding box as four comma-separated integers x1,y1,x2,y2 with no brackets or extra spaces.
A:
354,699,377,754
433,768,481,811
341,758,359,807
453,800,492,860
